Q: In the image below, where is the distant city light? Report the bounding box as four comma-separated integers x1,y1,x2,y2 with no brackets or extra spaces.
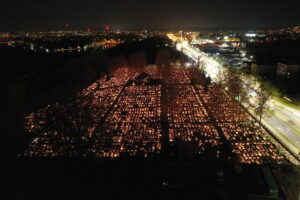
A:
221,43,229,47
30,43,34,50
245,33,257,37
176,43,182,51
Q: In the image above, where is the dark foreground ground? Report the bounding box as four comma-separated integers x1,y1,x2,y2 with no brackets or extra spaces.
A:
6,158,285,200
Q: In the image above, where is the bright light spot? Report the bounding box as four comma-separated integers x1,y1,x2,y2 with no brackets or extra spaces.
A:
245,33,256,37
176,43,182,51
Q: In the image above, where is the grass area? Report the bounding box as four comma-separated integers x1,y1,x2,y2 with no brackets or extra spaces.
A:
273,96,300,111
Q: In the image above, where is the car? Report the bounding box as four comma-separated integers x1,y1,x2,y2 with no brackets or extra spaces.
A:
249,103,256,108
244,98,250,103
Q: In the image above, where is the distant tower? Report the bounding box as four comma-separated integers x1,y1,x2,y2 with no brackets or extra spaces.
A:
105,25,111,31
64,24,70,30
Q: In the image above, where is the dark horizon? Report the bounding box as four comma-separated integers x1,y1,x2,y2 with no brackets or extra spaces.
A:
1,0,300,32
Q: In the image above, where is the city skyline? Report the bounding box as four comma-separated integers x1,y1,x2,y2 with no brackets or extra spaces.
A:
1,0,300,31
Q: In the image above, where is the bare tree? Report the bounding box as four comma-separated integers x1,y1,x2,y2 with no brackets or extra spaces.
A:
215,69,227,87
254,83,272,123
225,69,247,103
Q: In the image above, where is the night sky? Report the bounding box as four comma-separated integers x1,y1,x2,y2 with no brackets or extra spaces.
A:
0,0,300,31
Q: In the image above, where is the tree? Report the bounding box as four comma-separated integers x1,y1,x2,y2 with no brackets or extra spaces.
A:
215,69,227,87
254,83,272,123
225,68,247,103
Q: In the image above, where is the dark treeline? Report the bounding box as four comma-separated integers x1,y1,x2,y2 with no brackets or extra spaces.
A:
23,36,92,49
1,45,103,114
104,36,178,64
94,33,144,43
102,36,186,77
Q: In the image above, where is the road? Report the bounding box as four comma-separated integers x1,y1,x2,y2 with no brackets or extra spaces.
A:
167,33,300,155
268,115,300,148
273,105,300,134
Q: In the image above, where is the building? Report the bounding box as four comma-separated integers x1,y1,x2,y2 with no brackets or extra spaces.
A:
277,62,300,78
251,63,276,75
188,32,200,40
